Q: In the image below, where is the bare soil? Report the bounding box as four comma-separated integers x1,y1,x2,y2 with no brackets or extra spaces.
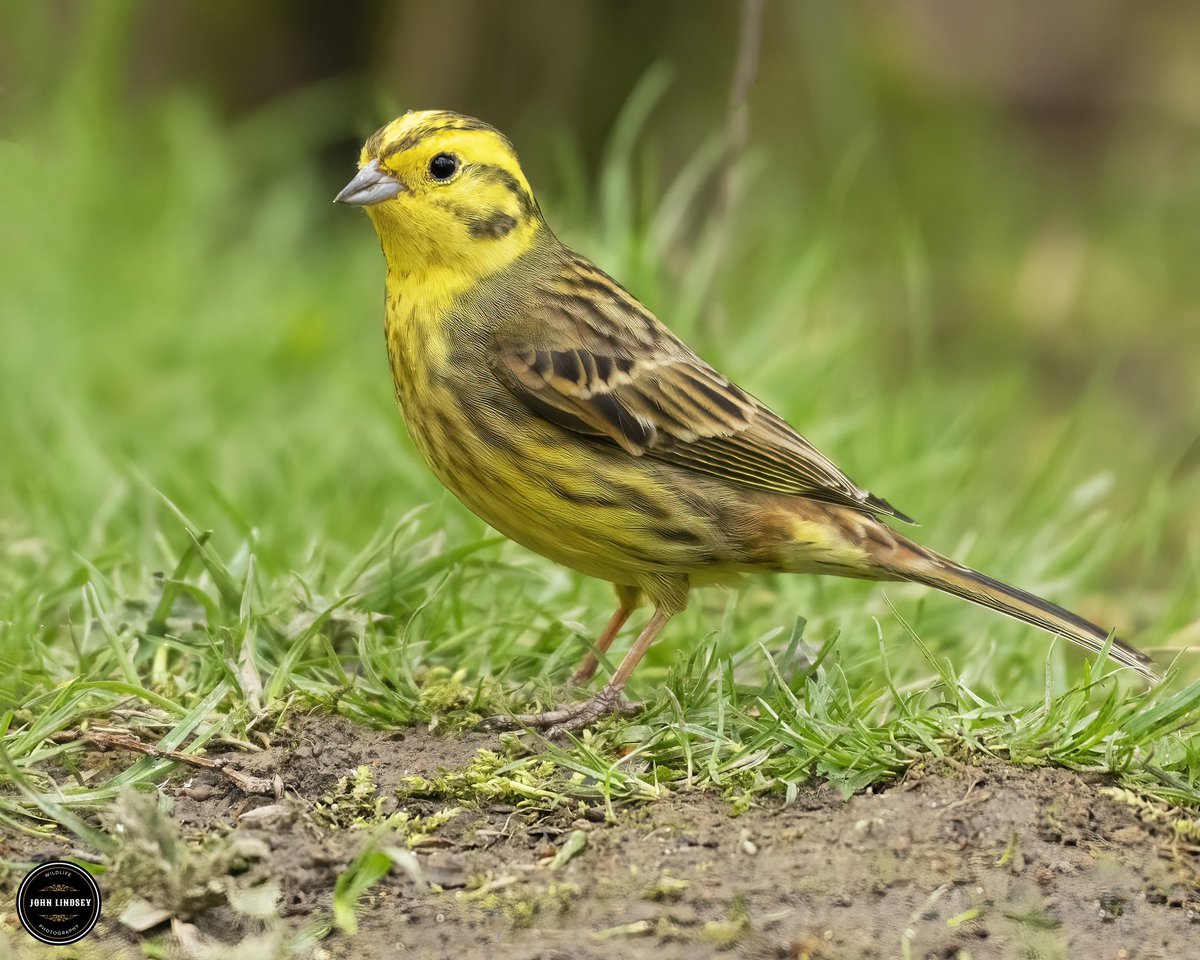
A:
4,713,1199,959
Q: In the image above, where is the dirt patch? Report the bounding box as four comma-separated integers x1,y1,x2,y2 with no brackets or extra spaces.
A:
4,713,1198,959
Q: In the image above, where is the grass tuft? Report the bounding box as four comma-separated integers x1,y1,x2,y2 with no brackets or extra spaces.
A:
1,3,1198,897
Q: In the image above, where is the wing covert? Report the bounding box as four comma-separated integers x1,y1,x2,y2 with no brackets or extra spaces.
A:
492,255,913,523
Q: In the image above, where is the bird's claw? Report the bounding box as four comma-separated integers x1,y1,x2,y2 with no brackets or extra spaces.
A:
481,688,642,736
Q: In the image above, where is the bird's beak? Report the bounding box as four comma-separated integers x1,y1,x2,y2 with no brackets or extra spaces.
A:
334,159,406,205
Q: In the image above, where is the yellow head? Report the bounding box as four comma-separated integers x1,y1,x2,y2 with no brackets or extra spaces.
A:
336,110,545,283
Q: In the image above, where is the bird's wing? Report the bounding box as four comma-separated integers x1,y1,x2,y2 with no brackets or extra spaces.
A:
492,259,913,523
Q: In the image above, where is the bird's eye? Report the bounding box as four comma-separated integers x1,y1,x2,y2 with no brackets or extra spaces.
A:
428,153,459,181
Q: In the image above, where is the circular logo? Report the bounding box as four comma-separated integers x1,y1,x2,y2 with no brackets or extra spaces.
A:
15,861,102,945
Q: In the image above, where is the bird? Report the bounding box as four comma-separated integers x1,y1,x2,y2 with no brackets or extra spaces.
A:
335,110,1156,732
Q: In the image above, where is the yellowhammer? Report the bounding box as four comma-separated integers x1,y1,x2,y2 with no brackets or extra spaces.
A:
336,110,1156,732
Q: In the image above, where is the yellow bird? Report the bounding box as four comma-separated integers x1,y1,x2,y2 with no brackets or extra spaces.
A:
336,110,1156,732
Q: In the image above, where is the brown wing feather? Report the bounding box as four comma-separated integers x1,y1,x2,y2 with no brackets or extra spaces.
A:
493,257,914,524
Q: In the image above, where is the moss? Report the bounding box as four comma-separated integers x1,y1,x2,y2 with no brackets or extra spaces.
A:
1101,787,1200,844
416,666,508,733
728,790,754,817
471,881,582,929
310,764,461,844
642,872,690,901
399,747,574,807
311,765,387,829
699,892,749,948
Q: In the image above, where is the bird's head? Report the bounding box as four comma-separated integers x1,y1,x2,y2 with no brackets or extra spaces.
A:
336,110,545,281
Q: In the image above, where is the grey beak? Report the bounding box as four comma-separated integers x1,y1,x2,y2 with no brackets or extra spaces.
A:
334,159,406,205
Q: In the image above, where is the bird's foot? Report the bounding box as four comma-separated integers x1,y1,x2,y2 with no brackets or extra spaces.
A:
481,687,641,736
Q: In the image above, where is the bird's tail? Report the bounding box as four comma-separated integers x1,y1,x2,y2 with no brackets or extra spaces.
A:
887,542,1158,683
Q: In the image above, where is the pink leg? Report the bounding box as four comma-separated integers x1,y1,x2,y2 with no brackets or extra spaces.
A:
568,605,633,686
484,609,673,734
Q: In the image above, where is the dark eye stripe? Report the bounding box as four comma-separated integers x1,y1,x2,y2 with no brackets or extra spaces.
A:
471,164,537,218
380,133,423,158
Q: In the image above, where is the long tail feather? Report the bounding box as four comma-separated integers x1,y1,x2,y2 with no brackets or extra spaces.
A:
897,549,1158,683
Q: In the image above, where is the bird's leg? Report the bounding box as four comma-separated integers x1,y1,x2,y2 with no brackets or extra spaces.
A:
567,606,631,686
484,608,672,733
568,585,641,686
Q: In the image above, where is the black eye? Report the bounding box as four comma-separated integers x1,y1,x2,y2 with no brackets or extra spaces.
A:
428,153,459,180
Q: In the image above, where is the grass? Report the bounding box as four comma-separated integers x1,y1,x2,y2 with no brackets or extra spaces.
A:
1,0,1199,914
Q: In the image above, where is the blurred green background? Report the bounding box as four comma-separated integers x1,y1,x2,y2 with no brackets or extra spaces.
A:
1,0,1197,698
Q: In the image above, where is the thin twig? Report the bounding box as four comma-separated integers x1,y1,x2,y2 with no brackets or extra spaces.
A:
51,728,277,796
727,0,765,137
705,0,765,330
936,776,987,817
108,710,265,752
